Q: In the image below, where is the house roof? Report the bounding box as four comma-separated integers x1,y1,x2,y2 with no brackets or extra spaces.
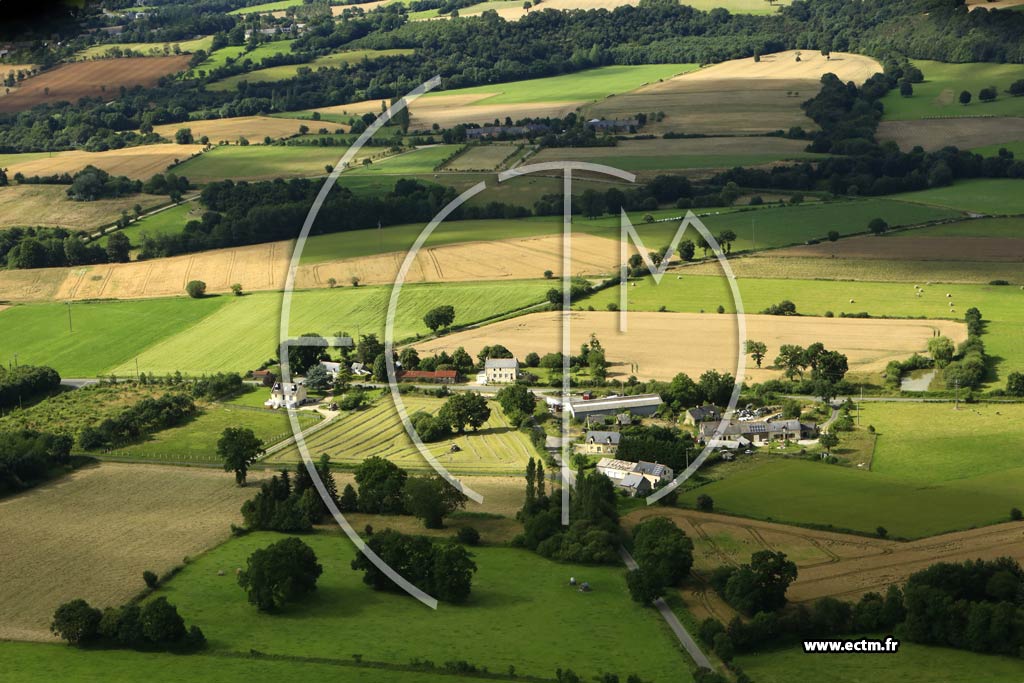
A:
687,405,721,421
399,369,457,380
568,393,662,414
596,457,636,472
617,472,652,492
700,419,816,438
585,430,621,445
485,358,518,369
634,461,672,479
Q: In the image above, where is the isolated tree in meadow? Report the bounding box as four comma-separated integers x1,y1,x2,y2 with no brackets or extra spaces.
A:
185,280,206,298
717,230,737,254
350,275,360,287
230,283,243,296
959,90,972,105
218,427,265,486
238,537,323,612
404,475,468,528
696,494,714,512
496,383,535,421
423,305,456,332
174,128,194,144
979,86,998,102
868,218,889,235
543,269,554,279
744,340,768,368
439,392,491,433
827,230,840,242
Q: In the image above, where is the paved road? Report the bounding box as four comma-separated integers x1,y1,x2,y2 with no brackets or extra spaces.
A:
618,546,713,671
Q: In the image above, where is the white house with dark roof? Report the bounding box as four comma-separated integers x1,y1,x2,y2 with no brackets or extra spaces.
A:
265,381,307,409
596,458,674,491
699,419,816,445
576,430,621,455
484,357,519,384
684,404,722,426
567,393,663,420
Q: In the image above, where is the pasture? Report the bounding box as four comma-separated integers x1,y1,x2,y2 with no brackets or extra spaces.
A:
877,117,1024,152
270,394,533,475
879,60,1024,120
171,144,372,182
0,296,230,376
889,178,1024,214
106,401,321,464
863,402,1024,482
972,138,1024,157
207,49,414,90
0,462,259,641
739,639,1024,683
775,216,1024,263
152,115,321,144
678,456,1024,539
442,143,520,171
0,143,205,180
105,200,200,244
75,37,213,59
529,136,823,173
148,531,694,682
0,57,192,113
0,185,161,231
346,144,463,175
0,643,510,683
416,310,965,383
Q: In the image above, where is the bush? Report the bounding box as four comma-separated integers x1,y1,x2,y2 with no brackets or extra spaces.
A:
1011,508,1023,521
696,494,714,512
456,526,481,546
143,570,158,589
185,280,206,298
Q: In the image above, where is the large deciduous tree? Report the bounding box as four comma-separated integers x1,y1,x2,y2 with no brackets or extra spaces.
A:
218,427,265,486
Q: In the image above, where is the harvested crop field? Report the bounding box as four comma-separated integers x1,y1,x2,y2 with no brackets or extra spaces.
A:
0,144,205,180
0,186,162,230
586,51,880,135
877,117,1024,152
0,462,263,641
624,508,1024,623
775,234,1024,262
152,115,325,144
0,57,192,113
414,310,966,383
443,143,520,171
301,233,622,288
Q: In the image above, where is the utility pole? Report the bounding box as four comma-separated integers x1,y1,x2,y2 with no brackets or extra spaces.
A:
858,386,863,426
954,378,960,410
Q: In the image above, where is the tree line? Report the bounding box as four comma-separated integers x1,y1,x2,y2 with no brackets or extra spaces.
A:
0,365,60,410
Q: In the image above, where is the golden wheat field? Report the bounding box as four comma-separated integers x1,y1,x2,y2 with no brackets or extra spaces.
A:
152,116,335,144
414,310,967,382
877,117,1024,152
0,463,265,641
0,185,163,231
0,144,206,181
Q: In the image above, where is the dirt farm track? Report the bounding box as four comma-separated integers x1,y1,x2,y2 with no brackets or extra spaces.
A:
0,57,191,113
624,508,1024,623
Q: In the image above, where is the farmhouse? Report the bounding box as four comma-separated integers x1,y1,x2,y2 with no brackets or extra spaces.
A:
252,369,276,387
265,381,308,409
576,430,621,455
684,404,722,426
484,357,519,384
397,369,458,384
699,419,817,445
596,457,674,496
567,393,663,420
586,118,639,132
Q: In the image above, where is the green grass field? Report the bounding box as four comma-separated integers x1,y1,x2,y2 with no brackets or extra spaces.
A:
880,60,1024,120
172,145,367,183
229,0,304,13
679,456,1024,539
75,36,213,59
908,215,1024,238
269,395,533,475
971,139,1024,158
738,639,1024,683
146,531,694,682
102,201,198,245
428,64,698,104
0,281,549,377
188,45,248,74
0,296,231,377
346,144,463,175
105,402,320,463
889,178,1024,214
208,49,414,90
863,402,1024,482
0,641,509,683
